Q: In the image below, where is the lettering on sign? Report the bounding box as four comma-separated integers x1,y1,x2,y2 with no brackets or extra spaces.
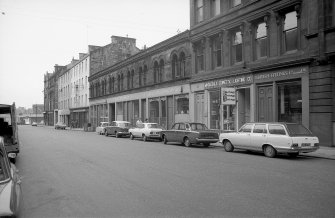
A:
204,75,253,89
221,87,236,105
254,67,308,82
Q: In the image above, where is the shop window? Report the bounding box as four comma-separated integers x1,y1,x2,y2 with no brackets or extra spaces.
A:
278,81,302,123
209,91,220,129
212,35,222,69
223,105,236,130
232,31,243,64
283,11,298,52
255,22,267,59
195,0,204,23
175,95,189,114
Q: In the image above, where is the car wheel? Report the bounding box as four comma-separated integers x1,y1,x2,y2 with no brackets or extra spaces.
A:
264,145,276,158
203,143,210,147
130,134,134,140
288,152,299,158
163,135,168,144
143,135,147,142
184,137,191,147
224,140,234,152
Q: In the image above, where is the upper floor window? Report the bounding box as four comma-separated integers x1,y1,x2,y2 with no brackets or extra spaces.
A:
195,42,205,73
195,0,204,23
179,52,186,77
154,61,159,83
283,11,298,52
325,0,335,27
131,70,134,89
255,22,267,59
232,0,241,7
211,0,221,17
120,74,124,91
117,75,121,92
159,60,164,83
143,65,147,86
172,54,178,79
232,31,243,64
212,35,222,69
139,67,143,87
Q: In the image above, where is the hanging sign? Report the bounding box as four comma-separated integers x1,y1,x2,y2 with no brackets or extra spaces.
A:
221,87,236,105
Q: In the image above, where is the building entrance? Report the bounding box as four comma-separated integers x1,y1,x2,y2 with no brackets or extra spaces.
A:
258,86,273,122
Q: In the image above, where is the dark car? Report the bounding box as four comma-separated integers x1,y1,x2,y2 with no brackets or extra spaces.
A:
104,121,131,138
161,122,219,147
0,136,22,217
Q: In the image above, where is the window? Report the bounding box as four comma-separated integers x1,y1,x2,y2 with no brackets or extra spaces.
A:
232,0,241,7
175,95,189,114
210,91,220,129
239,124,252,133
196,42,204,73
143,65,147,86
172,123,180,130
127,71,130,89
269,125,286,135
179,52,186,77
120,74,124,91
253,124,267,133
139,67,142,86
255,22,267,59
278,80,302,123
179,123,186,130
211,0,221,17
283,11,298,52
154,61,159,83
232,31,243,63
325,0,335,27
195,0,204,23
212,35,222,69
131,70,134,88
159,60,164,83
111,77,114,93
117,75,121,92
172,54,178,79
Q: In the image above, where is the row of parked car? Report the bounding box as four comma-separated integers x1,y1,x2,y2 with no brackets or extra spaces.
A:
96,121,320,158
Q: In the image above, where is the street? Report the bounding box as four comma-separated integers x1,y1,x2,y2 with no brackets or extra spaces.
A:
17,125,335,218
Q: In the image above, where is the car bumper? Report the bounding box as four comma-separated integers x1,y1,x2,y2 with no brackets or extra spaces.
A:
276,146,319,154
195,138,219,143
148,135,161,139
117,132,130,136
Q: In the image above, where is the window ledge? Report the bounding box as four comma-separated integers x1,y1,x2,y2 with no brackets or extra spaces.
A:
324,26,335,33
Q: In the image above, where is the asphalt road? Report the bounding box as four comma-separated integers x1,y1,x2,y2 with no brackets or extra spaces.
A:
16,125,335,218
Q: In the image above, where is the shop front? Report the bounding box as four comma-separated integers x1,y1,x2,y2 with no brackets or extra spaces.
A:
70,107,89,128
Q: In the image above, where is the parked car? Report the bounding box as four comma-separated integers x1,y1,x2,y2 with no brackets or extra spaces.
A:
104,121,131,138
161,122,219,147
96,122,110,135
0,136,22,217
31,122,37,126
219,122,319,158
55,122,66,130
129,123,164,141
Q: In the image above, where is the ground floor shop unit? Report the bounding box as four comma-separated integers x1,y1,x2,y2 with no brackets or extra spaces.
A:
193,64,334,147
70,107,89,128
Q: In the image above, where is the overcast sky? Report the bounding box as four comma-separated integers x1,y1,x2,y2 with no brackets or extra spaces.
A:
0,0,190,108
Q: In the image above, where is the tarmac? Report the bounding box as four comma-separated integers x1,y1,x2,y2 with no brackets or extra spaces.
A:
48,125,335,160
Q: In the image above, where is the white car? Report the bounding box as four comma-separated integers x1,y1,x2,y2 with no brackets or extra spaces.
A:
219,122,319,158
129,123,163,141
96,122,110,135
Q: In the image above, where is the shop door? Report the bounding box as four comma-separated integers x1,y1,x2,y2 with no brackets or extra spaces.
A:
258,86,273,122
195,93,205,124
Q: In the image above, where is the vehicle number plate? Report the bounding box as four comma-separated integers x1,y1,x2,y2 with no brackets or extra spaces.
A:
301,143,310,147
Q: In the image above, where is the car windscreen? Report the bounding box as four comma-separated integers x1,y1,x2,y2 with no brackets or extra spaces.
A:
190,123,208,131
286,124,313,136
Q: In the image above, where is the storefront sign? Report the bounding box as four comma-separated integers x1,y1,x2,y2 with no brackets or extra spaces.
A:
254,67,308,83
205,75,253,89
221,87,236,105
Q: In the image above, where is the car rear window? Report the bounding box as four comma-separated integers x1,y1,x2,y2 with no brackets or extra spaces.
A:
190,123,208,131
286,124,313,136
147,124,159,128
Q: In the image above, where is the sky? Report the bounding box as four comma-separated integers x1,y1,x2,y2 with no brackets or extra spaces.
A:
0,0,190,109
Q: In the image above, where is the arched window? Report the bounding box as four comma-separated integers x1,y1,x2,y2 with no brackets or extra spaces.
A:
104,79,107,95
131,69,134,89
154,61,159,83
127,71,131,90
111,77,114,93
120,73,124,91
117,75,121,92
159,59,164,82
172,54,178,79
109,77,112,94
179,52,186,77
139,67,143,87
143,65,147,86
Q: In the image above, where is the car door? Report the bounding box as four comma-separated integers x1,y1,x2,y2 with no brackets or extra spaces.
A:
177,123,186,142
267,124,291,149
234,124,252,148
249,124,267,151
169,123,179,142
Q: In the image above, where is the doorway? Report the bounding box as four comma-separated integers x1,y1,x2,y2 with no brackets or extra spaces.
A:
258,86,273,122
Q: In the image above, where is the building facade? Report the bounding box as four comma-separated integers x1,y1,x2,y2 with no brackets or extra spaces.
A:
89,32,192,130
44,65,66,126
189,0,334,146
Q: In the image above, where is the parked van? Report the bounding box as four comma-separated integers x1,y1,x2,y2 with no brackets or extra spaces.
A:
0,103,19,162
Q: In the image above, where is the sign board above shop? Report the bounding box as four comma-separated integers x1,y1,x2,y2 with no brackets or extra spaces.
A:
204,74,253,89
221,87,236,105
254,67,308,83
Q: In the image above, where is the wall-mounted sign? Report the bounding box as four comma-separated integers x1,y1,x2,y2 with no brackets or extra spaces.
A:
205,74,253,89
254,67,308,83
221,87,236,105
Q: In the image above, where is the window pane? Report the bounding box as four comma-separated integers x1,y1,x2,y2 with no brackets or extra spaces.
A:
235,44,242,62
233,0,241,7
214,0,220,16
278,81,302,123
285,28,297,51
284,11,297,30
269,125,286,135
233,32,242,45
253,124,266,133
210,91,220,129
256,37,267,59
240,124,252,132
256,23,267,39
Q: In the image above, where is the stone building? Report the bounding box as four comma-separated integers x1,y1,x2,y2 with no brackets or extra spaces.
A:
43,65,66,126
89,31,191,129
189,0,334,146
